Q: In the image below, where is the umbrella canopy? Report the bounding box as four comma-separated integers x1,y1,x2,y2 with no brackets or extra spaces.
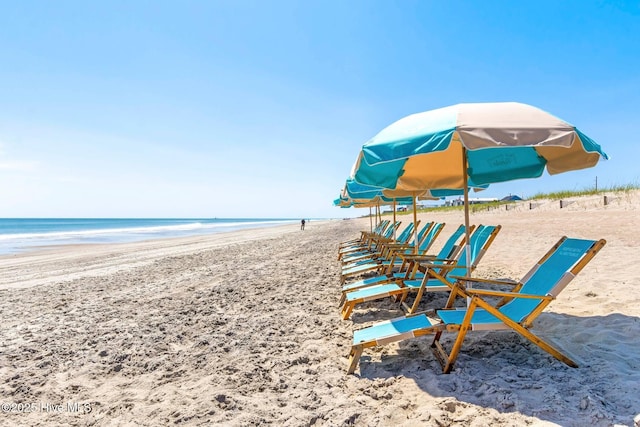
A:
341,177,447,203
352,102,607,191
333,194,390,234
337,178,423,239
340,177,487,252
351,101,608,278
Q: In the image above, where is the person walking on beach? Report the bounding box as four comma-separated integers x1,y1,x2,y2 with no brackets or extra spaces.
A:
301,219,306,230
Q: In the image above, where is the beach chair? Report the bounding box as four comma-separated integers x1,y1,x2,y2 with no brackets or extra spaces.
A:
346,236,606,374
375,222,443,272
341,221,420,266
340,225,500,320
338,223,462,305
338,221,401,260
339,220,390,250
340,221,430,270
383,221,437,253
397,224,501,314
339,221,434,285
338,219,391,258
338,219,391,254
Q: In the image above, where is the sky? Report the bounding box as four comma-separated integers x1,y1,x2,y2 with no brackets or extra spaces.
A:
1,0,638,219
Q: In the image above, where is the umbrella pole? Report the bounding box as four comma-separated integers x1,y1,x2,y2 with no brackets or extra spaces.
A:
369,207,373,233
462,149,472,305
413,193,418,254
393,199,397,241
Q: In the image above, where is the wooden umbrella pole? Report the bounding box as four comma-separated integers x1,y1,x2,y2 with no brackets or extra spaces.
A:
463,149,472,273
369,207,373,233
462,148,473,305
413,193,418,254
393,199,397,241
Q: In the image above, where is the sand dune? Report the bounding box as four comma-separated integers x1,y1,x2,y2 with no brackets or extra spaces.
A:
1,191,639,426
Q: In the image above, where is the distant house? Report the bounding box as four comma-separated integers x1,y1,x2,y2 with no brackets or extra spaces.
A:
382,206,409,213
447,197,498,206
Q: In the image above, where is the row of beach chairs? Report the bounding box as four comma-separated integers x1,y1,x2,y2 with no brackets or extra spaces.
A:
338,220,606,375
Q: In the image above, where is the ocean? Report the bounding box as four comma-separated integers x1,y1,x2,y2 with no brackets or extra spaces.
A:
0,218,298,255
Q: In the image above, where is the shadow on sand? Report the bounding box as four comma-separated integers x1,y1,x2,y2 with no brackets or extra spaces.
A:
352,310,640,427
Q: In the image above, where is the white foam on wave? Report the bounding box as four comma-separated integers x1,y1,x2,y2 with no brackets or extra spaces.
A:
0,219,297,254
0,223,202,241
0,220,294,242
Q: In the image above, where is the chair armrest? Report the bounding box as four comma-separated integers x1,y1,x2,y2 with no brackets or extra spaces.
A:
416,258,457,269
385,243,413,249
449,275,520,287
400,255,455,263
380,245,409,254
466,288,554,300
399,254,436,261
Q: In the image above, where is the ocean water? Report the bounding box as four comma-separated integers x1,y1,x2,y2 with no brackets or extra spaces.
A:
0,218,298,255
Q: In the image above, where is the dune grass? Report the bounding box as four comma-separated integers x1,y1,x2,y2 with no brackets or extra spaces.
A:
371,182,639,216
529,182,640,200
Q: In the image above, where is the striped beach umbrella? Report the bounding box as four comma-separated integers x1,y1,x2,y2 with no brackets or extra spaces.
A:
351,102,608,274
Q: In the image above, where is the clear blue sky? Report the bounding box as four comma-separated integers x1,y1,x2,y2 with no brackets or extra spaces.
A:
1,1,638,218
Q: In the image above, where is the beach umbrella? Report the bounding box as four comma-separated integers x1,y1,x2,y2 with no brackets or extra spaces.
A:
340,179,388,233
341,177,486,253
338,181,386,231
334,188,414,233
340,178,449,250
342,175,486,254
351,102,608,275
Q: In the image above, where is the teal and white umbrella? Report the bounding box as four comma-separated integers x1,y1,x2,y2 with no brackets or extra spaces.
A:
351,102,608,274
336,179,419,236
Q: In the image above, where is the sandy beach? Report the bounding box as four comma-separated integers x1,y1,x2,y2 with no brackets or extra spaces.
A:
1,191,639,426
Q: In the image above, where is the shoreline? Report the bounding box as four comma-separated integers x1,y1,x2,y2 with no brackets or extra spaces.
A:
0,221,327,290
0,218,304,257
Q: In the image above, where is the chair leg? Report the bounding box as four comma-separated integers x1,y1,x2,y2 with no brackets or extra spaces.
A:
512,325,578,368
407,285,425,314
431,301,478,373
471,295,579,368
430,330,448,367
444,284,464,308
347,345,364,374
338,293,346,307
447,300,477,372
341,303,354,320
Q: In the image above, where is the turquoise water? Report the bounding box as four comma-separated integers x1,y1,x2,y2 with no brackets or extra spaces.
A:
0,218,298,255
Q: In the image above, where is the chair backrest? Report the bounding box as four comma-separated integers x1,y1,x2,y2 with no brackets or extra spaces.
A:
441,225,501,281
411,221,434,248
499,237,606,326
432,224,469,264
416,222,444,253
401,222,433,253
381,221,402,239
396,221,417,244
405,224,470,280
361,219,389,241
373,220,390,235
400,222,440,255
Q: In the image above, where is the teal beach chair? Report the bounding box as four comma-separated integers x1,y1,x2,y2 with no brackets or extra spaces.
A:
338,224,465,306
340,225,501,320
347,236,606,374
